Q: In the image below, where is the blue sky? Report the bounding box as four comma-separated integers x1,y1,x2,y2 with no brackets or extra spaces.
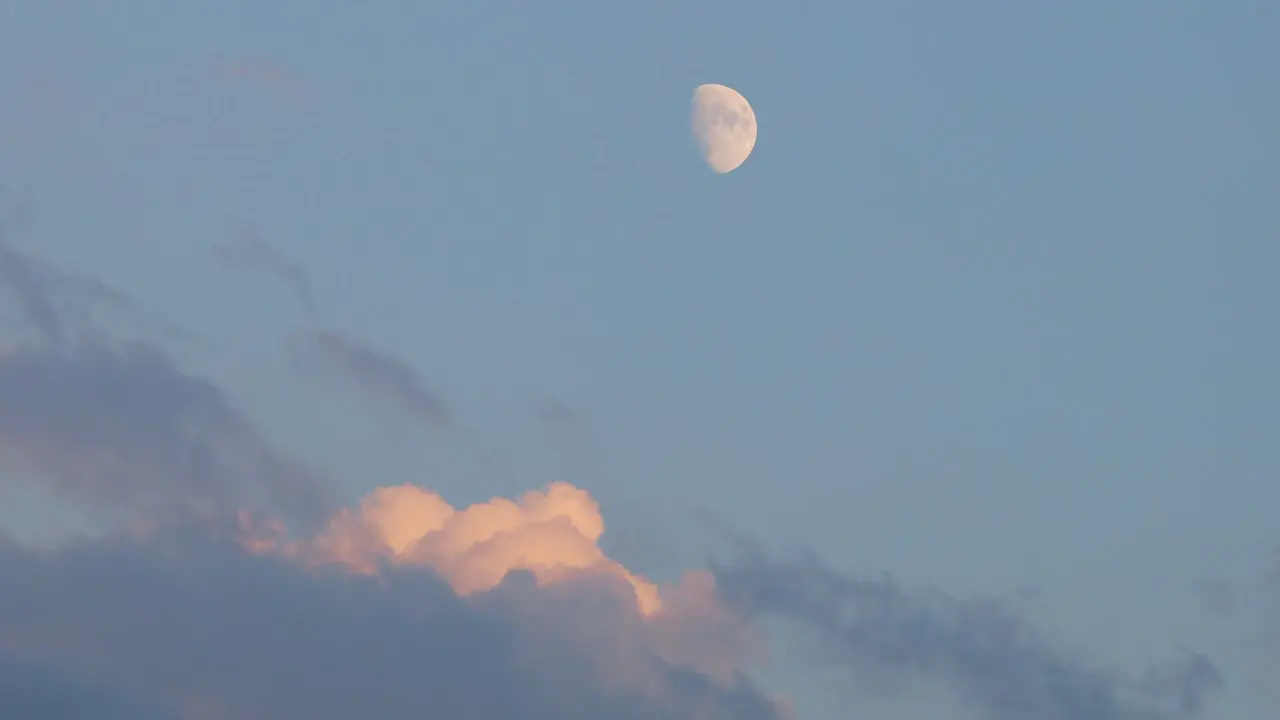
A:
1,2,1278,718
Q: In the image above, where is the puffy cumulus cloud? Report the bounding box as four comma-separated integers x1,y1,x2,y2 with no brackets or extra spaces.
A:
250,482,640,601
239,481,765,685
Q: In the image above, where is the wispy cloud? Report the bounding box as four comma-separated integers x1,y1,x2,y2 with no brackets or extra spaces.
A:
536,398,584,427
0,188,187,345
711,547,1222,720
1197,577,1238,617
0,207,329,528
214,228,316,316
0,240,64,342
287,327,454,436
0,340,330,526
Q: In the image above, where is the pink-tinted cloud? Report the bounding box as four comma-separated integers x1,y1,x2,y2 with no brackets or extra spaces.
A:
240,481,765,683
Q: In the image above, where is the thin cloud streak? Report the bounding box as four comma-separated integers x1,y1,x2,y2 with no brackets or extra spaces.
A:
214,228,316,317
0,188,187,346
287,327,454,436
711,547,1223,720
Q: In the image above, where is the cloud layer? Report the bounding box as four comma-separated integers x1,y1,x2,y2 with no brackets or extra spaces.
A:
0,201,1229,719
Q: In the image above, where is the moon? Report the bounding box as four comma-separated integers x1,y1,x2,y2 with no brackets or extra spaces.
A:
691,83,757,174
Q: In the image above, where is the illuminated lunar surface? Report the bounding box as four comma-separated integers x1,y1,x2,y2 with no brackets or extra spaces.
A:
691,83,757,174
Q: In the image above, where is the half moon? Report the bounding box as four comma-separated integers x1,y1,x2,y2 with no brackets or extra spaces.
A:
691,84,757,174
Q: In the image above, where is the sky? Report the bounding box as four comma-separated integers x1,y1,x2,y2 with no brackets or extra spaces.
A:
0,1,1278,718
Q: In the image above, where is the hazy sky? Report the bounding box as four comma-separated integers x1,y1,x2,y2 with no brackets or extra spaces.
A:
1,2,1277,718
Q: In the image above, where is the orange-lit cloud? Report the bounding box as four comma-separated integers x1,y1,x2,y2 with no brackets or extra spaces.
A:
246,482,664,611
239,480,767,686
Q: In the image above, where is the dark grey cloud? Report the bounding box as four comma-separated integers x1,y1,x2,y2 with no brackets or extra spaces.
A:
0,527,786,720
711,548,1223,720
214,228,316,316
0,652,176,720
0,340,330,527
287,327,454,435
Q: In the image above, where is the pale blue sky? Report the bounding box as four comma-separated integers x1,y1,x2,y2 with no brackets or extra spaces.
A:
2,2,1278,718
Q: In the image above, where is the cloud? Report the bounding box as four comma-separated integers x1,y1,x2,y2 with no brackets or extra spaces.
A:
286,327,454,435
0,652,176,720
0,202,1227,719
710,547,1223,720
0,242,169,344
238,480,763,682
0,238,785,718
0,340,331,527
214,228,316,316
0,223,779,718
1196,577,1238,617
537,398,584,426
0,486,787,720
0,188,186,345
0,193,67,341
0,239,64,342
0,210,328,529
